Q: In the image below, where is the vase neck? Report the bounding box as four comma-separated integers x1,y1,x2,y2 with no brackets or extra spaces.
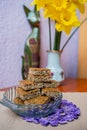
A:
47,51,61,67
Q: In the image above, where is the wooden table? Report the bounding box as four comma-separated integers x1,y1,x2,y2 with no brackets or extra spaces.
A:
58,78,87,92
0,78,87,92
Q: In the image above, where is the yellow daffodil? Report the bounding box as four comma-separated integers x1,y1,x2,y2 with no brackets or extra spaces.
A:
47,0,68,11
55,10,80,34
31,0,87,50
31,0,52,10
43,0,68,19
43,5,60,20
67,0,87,13
32,0,86,34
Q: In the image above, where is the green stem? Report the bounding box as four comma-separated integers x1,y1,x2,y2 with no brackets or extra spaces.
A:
48,18,52,50
53,30,62,50
61,17,87,52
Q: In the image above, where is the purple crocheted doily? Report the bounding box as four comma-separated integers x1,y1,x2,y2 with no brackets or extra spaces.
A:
21,100,80,126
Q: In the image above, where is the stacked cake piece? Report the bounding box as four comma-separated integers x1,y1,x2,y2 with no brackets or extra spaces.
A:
14,68,60,105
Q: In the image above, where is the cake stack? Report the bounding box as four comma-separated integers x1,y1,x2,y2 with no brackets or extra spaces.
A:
14,68,60,105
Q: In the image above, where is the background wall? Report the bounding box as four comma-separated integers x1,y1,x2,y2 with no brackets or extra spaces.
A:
0,0,33,88
0,0,79,88
78,3,87,78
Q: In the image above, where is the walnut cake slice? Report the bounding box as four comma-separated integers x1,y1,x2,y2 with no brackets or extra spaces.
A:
24,95,51,105
19,80,44,90
28,74,52,82
16,87,40,100
42,87,60,98
28,67,51,76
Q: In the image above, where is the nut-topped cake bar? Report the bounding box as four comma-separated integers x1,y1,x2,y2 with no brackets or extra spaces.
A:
42,87,60,98
28,68,52,82
19,79,59,91
16,87,40,100
28,67,51,76
28,74,52,82
13,67,61,105
19,80,44,90
13,97,24,105
24,95,51,105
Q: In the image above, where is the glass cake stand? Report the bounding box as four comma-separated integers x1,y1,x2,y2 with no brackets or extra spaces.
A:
0,87,62,118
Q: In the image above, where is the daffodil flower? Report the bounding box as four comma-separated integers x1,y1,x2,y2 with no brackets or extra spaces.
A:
31,0,87,50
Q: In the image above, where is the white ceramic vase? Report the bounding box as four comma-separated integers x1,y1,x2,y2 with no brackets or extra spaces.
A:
46,50,64,83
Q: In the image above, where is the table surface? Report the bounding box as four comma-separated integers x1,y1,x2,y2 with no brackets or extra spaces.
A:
0,78,87,92
0,79,87,130
0,92,87,130
58,78,87,92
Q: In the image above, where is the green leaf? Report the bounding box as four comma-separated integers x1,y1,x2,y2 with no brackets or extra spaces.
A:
53,31,62,51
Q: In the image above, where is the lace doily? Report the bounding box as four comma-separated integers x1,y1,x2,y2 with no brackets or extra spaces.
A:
22,100,80,126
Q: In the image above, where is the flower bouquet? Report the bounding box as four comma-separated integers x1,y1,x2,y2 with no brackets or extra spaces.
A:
31,0,87,82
